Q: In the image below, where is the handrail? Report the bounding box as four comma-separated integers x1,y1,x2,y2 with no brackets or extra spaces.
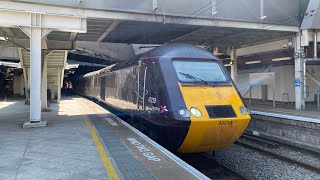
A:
282,93,289,105
136,67,140,109
142,67,148,111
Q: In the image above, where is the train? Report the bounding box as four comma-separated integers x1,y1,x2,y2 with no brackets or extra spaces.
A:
76,44,251,153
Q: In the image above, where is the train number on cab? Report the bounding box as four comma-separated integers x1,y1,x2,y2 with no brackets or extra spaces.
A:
218,121,233,126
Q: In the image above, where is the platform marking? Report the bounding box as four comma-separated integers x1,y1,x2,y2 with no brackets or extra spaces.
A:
115,118,210,180
82,112,120,180
80,97,210,180
127,138,161,161
105,117,119,126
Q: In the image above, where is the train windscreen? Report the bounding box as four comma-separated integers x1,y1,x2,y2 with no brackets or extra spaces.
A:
172,60,228,84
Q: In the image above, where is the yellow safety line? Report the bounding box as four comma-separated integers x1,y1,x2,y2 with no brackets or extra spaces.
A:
81,107,120,180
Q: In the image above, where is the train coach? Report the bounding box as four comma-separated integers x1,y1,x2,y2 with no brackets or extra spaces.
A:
76,44,251,153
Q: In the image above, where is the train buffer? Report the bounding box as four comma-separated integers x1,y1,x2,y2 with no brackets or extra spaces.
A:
0,97,209,180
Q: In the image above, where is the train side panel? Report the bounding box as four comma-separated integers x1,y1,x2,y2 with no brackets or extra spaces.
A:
102,66,138,112
91,60,190,151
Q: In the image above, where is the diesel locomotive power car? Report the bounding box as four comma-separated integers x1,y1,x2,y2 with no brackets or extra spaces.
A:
77,44,251,153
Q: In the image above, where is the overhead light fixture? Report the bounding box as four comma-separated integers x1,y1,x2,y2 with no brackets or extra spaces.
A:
224,64,231,67
0,37,8,41
272,57,292,61
245,61,261,64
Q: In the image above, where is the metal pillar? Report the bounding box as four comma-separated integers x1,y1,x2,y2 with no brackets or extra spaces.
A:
294,32,305,110
314,30,318,59
15,11,85,128
57,68,61,104
230,48,238,84
41,55,47,109
30,27,42,122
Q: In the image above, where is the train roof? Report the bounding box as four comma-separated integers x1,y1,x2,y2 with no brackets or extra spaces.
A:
142,43,216,58
82,44,218,77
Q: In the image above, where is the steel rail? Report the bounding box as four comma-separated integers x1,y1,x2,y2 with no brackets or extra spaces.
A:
236,137,320,174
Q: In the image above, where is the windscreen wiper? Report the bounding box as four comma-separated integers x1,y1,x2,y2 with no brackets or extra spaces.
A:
179,72,208,85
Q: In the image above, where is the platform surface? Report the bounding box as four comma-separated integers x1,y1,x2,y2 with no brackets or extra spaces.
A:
0,97,206,180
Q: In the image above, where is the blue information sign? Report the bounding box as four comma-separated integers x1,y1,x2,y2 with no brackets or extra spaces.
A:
294,78,300,86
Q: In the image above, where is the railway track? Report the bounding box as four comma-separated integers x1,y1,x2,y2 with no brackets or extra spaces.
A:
236,131,320,174
177,153,247,180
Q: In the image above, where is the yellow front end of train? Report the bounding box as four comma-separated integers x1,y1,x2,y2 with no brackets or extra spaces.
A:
177,85,251,153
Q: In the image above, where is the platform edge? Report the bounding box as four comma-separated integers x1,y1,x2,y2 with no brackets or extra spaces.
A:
113,115,210,180
250,110,320,124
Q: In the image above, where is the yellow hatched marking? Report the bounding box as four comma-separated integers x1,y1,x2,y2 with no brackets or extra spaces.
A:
80,106,120,180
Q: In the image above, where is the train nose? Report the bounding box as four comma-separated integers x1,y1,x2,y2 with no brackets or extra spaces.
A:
177,118,250,153
199,120,249,149
177,85,251,153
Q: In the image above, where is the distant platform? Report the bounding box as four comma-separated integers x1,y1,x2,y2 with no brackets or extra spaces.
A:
245,99,320,124
0,97,208,180
244,99,320,152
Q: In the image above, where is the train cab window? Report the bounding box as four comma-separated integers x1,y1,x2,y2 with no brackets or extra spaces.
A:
172,60,228,84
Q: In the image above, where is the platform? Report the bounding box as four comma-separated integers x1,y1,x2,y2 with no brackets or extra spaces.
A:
246,99,320,124
244,99,320,152
0,97,208,180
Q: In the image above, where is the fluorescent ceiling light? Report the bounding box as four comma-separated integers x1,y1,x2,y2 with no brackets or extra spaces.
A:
224,64,231,67
0,37,7,41
245,60,261,64
272,57,292,61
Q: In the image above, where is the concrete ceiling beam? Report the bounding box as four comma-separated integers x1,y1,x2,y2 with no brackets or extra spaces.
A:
0,39,74,50
0,1,298,33
69,32,77,41
236,39,291,56
0,2,86,33
97,21,120,43
1,27,15,37
42,36,48,49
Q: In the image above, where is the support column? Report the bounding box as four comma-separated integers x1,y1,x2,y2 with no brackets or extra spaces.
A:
230,48,238,84
294,32,305,110
30,27,42,122
57,68,61,104
41,55,47,109
16,10,85,128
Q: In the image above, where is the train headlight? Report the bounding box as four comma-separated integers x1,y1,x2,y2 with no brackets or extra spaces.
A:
178,108,190,118
190,107,202,118
239,106,247,115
